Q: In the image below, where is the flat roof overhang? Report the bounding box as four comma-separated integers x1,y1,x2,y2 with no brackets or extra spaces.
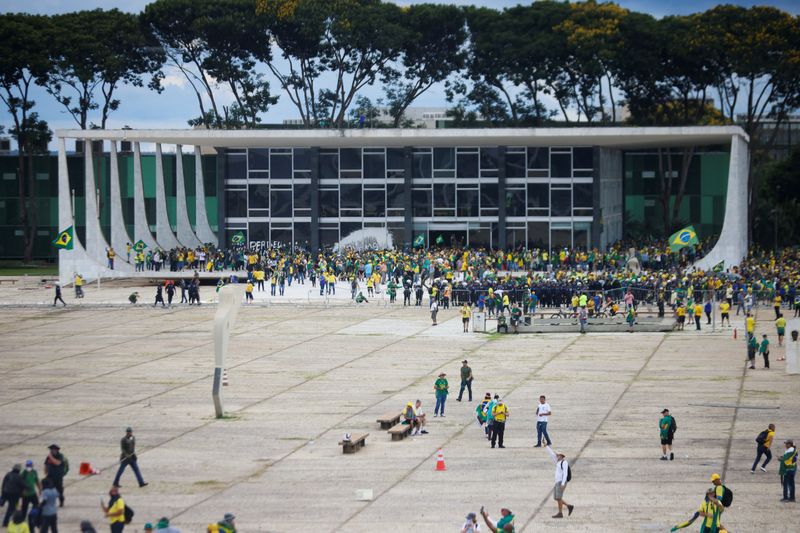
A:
55,126,748,149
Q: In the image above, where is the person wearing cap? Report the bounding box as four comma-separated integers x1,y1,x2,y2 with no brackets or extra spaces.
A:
491,398,509,449
670,488,725,532
20,459,42,525
144,523,154,533
545,445,574,518
402,401,420,435
79,519,98,533
208,513,236,533
779,439,797,502
155,516,181,533
457,360,473,402
433,372,449,417
43,444,67,507
101,485,126,533
476,393,492,433
660,409,677,461
113,427,147,488
1,464,25,527
479,506,514,532
460,511,479,533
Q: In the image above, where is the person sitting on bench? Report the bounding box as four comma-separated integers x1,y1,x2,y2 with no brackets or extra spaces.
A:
402,402,421,435
414,399,428,435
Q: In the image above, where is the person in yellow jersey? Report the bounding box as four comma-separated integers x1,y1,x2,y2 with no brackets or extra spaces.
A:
746,312,755,340
670,489,726,532
460,303,471,333
490,398,508,449
675,304,686,331
773,293,782,319
693,302,703,331
751,423,776,473
101,485,126,533
244,280,254,303
719,300,731,327
74,273,84,299
775,313,787,349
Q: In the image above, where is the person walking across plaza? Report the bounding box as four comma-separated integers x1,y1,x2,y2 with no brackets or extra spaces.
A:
535,395,552,447
101,486,126,533
457,360,473,402
545,445,573,518
491,398,508,449
113,427,147,488
747,333,757,369
53,283,67,307
20,460,41,527
775,313,786,348
779,439,796,502
660,408,677,461
1,464,25,527
39,478,59,533
433,372,448,417
43,444,67,507
751,423,776,473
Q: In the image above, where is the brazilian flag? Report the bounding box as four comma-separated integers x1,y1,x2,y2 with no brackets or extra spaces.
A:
413,234,425,248
231,231,245,245
668,226,699,252
712,260,725,273
435,234,444,245
133,240,147,252
52,226,73,250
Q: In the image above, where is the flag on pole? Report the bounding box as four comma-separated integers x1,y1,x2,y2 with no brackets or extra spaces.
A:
413,234,425,248
52,226,73,250
231,231,245,245
133,240,147,252
668,226,699,252
712,260,725,273
435,234,444,245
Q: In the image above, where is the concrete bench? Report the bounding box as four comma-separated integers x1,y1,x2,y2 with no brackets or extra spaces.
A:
387,422,413,441
338,433,368,454
376,412,402,429
0,279,17,285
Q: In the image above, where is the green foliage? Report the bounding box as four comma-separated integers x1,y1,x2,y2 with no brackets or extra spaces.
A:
753,146,800,248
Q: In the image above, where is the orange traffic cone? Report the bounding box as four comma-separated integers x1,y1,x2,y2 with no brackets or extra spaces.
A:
733,328,737,339
79,462,100,476
435,448,446,471
222,369,229,386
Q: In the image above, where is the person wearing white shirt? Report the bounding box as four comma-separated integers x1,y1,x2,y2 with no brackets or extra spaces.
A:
535,395,552,447
545,445,574,519
414,399,428,435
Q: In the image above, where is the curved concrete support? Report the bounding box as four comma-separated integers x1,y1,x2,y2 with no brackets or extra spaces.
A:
108,141,135,267
693,134,749,270
83,146,122,269
133,142,160,251
213,284,243,418
194,145,218,245
174,144,202,248
155,143,181,249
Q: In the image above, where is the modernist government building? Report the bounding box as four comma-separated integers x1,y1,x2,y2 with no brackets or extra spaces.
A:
0,127,747,281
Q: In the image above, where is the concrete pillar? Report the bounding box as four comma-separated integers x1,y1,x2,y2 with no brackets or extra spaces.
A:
83,145,112,263
403,146,413,249
174,145,202,247
132,142,160,251
310,147,320,254
155,143,181,249
193,145,218,245
497,146,507,250
108,140,134,263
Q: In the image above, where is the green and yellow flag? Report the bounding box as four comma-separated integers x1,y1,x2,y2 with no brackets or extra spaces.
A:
435,234,444,245
52,226,73,250
413,234,425,248
231,231,245,245
133,240,147,252
668,226,699,252
712,260,725,273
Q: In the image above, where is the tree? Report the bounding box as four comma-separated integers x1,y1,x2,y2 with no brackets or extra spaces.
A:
0,14,51,262
43,9,165,129
382,3,466,127
144,0,276,129
753,145,800,248
347,95,381,127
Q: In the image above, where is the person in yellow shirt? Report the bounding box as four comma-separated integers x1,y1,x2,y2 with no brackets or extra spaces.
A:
746,313,755,340
694,303,703,331
773,294,782,319
775,313,787,348
675,305,686,331
101,486,126,533
245,281,254,303
74,273,84,299
751,423,776,473
719,301,731,327
460,302,471,333
491,398,509,449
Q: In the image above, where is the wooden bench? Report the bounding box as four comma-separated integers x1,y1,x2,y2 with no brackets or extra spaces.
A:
0,279,17,285
376,411,402,429
387,422,413,441
338,433,369,454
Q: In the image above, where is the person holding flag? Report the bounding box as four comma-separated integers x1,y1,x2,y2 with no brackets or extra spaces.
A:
668,226,699,253
52,226,73,250
670,489,726,532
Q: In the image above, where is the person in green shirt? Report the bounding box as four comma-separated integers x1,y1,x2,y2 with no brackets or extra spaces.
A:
779,439,796,502
758,334,770,369
510,305,522,334
457,360,473,402
433,372,449,417
20,460,41,521
659,409,676,461
480,506,515,532
747,334,757,369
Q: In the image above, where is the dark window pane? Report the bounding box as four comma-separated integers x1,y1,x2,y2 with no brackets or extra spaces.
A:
457,189,478,217
271,227,292,244
293,183,310,209
226,155,246,180
294,222,311,247
225,190,247,217
341,221,362,239
248,184,269,209
551,153,571,178
551,228,571,249
248,222,268,243
457,153,478,178
573,182,593,208
320,154,338,180
387,148,405,169
363,189,385,217
270,189,292,218
340,148,362,170
506,153,526,178
573,147,593,169
505,189,525,216
248,149,269,171
293,148,311,171
364,153,385,179
434,148,455,170
480,147,499,169
412,189,432,217
270,154,292,179
320,189,338,217
527,183,549,208
433,183,455,210
528,147,548,169
412,153,432,179
551,188,571,216
480,183,498,208
527,222,548,248
320,227,339,247
387,183,405,209
340,184,362,209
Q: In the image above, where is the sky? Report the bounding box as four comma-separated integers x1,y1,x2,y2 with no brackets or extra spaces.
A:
1,0,798,142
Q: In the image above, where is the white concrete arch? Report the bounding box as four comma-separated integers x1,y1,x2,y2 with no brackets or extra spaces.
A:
193,145,218,245
108,140,135,265
174,144,202,248
132,141,160,251
154,143,181,250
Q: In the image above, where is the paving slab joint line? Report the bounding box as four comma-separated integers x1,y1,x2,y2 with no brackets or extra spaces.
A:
518,334,667,532
334,334,580,532
720,333,751,480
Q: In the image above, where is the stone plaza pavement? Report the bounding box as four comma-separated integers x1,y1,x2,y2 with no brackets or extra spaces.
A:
0,297,798,532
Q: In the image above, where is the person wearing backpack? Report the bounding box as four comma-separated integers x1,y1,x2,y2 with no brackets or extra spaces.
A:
751,423,776,473
779,439,796,502
660,409,677,461
710,473,733,529
102,486,127,533
545,445,574,519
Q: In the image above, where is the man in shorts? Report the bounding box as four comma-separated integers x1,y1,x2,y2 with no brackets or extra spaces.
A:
660,408,676,461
